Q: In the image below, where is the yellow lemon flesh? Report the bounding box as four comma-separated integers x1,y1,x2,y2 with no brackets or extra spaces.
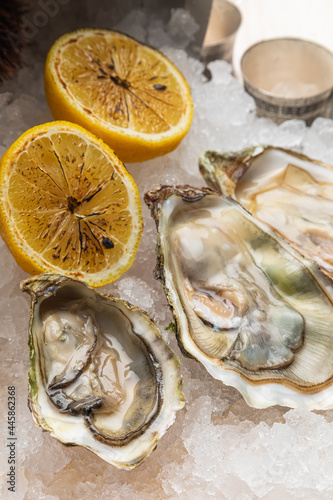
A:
44,29,194,163
0,121,143,287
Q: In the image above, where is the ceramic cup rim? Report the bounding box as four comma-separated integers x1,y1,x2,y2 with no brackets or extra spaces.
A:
203,0,242,49
241,37,333,103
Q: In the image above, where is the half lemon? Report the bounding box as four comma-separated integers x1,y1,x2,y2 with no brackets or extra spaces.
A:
44,29,194,163
0,121,143,287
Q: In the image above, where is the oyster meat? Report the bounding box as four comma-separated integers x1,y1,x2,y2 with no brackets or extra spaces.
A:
145,185,333,409
199,146,333,278
22,274,184,469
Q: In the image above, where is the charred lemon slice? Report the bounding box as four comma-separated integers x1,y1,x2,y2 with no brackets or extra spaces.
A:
0,121,143,287
44,29,193,163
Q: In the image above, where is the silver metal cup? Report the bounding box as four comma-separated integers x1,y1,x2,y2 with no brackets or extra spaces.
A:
241,38,333,124
200,0,241,64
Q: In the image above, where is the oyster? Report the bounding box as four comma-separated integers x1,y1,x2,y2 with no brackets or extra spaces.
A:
22,274,184,469
199,146,333,278
145,185,333,409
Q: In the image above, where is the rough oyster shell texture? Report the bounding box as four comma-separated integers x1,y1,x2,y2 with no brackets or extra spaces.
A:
22,274,184,469
199,146,333,278
145,185,333,410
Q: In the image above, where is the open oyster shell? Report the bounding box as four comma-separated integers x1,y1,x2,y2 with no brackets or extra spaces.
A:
22,274,184,470
199,146,333,278
145,185,333,409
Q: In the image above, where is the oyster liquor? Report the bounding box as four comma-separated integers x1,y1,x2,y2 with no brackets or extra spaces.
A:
7,386,16,493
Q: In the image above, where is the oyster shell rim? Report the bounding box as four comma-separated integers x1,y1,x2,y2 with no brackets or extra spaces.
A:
198,145,333,278
22,273,185,470
145,184,333,410
198,145,333,197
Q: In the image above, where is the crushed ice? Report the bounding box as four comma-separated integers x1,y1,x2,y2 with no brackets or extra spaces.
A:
1,2,333,499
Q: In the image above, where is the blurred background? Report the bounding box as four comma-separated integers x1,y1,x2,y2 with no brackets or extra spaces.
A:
10,0,333,77
232,0,333,79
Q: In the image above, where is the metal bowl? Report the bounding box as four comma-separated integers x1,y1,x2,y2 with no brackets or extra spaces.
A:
241,38,333,123
201,0,242,64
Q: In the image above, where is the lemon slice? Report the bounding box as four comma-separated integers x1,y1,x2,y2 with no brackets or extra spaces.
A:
0,121,143,287
44,29,194,163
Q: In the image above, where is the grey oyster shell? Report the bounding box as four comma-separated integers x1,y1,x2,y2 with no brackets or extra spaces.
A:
145,185,333,409
199,145,333,278
22,274,184,469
